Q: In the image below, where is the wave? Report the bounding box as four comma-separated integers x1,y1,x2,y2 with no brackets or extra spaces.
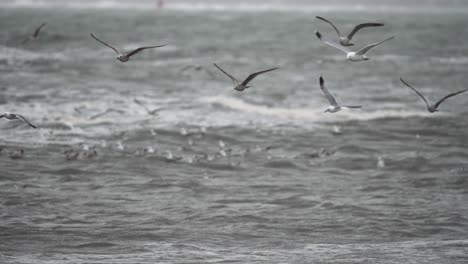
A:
199,95,438,123
430,56,468,65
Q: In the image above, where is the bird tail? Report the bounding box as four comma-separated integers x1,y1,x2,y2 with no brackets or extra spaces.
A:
343,105,362,109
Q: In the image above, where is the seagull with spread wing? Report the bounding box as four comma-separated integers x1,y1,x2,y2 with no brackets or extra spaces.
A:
0,113,37,128
213,63,278,91
319,76,361,113
400,77,468,113
90,33,166,62
22,22,46,44
316,16,384,46
315,30,393,62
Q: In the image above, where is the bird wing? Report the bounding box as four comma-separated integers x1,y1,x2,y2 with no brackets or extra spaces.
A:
356,36,394,55
315,16,341,37
126,45,167,57
33,23,46,38
400,78,431,109
319,76,338,106
433,88,468,109
347,23,384,40
213,63,239,84
0,114,5,119
90,33,120,54
16,115,37,128
315,31,351,54
241,67,278,86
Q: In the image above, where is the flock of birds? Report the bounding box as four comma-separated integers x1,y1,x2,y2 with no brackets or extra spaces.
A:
1,16,468,159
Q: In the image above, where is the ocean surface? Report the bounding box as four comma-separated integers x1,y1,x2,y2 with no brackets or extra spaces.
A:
1,4,468,264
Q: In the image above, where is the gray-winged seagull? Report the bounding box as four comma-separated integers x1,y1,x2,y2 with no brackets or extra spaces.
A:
315,31,394,62
90,33,166,62
320,76,362,113
213,63,278,91
316,16,383,46
0,113,37,128
400,77,468,113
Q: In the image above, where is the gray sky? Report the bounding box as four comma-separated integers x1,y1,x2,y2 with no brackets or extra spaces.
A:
4,0,468,8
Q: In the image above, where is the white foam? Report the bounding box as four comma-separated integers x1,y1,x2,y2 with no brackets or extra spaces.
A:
199,95,439,123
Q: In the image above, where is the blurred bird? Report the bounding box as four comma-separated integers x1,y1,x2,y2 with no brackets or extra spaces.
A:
319,76,361,113
213,63,278,91
315,30,393,62
90,33,166,62
134,98,163,116
400,77,468,113
9,149,24,159
90,108,125,120
22,22,46,44
0,113,37,128
315,16,384,46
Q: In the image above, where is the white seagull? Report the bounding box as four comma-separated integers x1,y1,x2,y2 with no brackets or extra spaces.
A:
213,63,278,91
315,16,384,46
22,22,47,44
0,113,37,128
315,30,394,62
90,33,166,62
400,77,468,113
319,76,362,113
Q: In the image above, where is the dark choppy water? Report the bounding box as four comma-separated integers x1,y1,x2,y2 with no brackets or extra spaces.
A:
1,5,468,264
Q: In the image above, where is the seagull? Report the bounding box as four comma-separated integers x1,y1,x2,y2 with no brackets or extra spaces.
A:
315,16,384,46
315,31,394,62
90,33,166,62
22,22,46,44
89,108,125,120
9,149,24,160
133,98,163,116
400,77,468,113
0,113,37,128
319,76,362,113
213,63,278,91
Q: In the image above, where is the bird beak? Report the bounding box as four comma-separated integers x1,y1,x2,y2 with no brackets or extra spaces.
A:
324,109,329,113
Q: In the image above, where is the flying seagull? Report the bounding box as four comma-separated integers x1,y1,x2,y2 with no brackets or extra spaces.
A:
315,30,394,62
213,63,278,91
315,16,384,46
400,77,468,113
134,98,163,116
0,113,37,128
90,33,166,62
22,22,46,44
319,76,361,113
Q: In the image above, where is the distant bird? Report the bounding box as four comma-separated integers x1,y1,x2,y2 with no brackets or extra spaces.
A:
90,108,125,120
0,113,37,128
64,149,80,161
90,33,166,62
319,76,362,113
315,30,393,62
377,156,386,168
180,65,216,78
315,16,384,46
213,63,278,91
22,22,46,44
400,77,468,113
9,149,24,160
133,98,163,116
